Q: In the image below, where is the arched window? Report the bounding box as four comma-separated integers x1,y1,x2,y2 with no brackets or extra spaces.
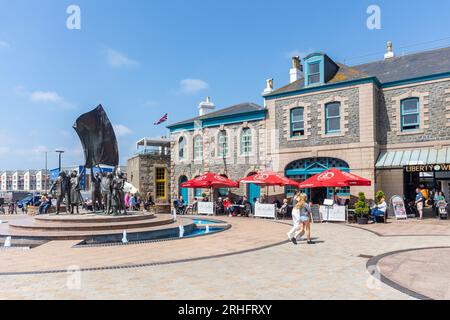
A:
325,102,341,134
218,131,228,157
193,135,203,160
290,108,304,137
178,137,186,160
401,98,420,131
240,128,252,155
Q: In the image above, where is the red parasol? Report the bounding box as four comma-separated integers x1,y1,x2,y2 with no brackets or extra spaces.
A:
239,171,299,187
181,172,239,189
298,168,371,189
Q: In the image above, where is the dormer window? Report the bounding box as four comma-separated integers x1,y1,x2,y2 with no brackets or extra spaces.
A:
308,62,321,85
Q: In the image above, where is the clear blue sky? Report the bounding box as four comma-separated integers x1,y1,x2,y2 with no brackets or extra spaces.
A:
1,0,450,170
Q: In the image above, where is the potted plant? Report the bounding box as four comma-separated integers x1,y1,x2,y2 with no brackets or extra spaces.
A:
355,192,370,224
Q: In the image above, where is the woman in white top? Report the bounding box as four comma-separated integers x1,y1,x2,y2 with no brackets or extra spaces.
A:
371,197,387,223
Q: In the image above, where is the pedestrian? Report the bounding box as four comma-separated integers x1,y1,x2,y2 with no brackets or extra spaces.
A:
287,192,314,245
415,187,424,220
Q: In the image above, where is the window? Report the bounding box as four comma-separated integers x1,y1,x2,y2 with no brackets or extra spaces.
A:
241,128,252,155
193,135,203,160
290,108,305,137
155,168,166,199
178,137,186,160
325,102,341,134
401,98,420,131
308,62,321,85
218,131,228,157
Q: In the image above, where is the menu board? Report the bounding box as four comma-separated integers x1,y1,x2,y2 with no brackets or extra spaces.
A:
391,195,407,220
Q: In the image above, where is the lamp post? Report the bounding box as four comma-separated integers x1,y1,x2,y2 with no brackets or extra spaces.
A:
44,151,48,193
55,150,65,174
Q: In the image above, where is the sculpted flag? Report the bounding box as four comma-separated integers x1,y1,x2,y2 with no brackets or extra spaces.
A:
73,105,119,168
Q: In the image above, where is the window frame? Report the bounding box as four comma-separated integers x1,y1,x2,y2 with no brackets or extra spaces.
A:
325,102,341,134
155,167,166,199
290,107,305,137
307,61,321,85
178,137,186,160
193,135,203,160
240,128,252,156
401,98,420,131
218,131,228,157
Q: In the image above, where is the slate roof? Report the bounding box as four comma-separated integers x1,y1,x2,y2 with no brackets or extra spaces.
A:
268,46,450,96
167,102,265,128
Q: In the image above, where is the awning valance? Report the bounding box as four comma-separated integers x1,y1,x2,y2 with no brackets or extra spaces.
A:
376,147,450,168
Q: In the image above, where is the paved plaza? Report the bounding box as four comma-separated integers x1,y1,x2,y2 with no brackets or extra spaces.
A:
1,214,450,300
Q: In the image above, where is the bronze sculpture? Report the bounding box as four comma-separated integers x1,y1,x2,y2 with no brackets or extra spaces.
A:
101,172,113,214
49,171,71,215
91,169,103,212
111,170,127,215
69,169,85,214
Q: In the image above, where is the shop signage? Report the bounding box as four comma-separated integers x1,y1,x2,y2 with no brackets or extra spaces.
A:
319,205,347,222
254,203,276,219
198,202,214,215
404,164,450,173
391,195,407,220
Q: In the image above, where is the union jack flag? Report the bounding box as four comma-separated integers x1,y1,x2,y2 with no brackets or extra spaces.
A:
154,113,168,125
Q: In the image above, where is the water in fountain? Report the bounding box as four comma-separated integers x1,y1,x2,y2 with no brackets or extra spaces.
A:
179,225,184,238
4,236,11,247
205,225,210,234
121,231,128,244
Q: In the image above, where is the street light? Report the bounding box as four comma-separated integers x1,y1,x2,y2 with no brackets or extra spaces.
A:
55,150,65,173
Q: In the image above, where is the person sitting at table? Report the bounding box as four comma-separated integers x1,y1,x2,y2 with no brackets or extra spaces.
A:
277,198,289,219
223,197,235,216
370,197,387,223
186,197,198,214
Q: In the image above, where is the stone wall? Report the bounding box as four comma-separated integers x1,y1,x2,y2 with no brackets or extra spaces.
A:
275,86,360,148
378,79,450,145
127,153,171,203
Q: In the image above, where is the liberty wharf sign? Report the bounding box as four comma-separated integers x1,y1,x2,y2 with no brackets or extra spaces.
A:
404,164,450,173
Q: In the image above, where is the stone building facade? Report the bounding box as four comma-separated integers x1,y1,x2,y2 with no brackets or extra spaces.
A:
127,138,171,204
169,45,450,205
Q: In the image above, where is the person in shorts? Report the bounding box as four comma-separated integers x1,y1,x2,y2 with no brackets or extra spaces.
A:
415,188,424,220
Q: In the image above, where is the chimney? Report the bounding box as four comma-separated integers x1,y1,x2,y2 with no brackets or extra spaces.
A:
263,78,274,95
198,96,215,116
290,56,303,83
384,41,395,60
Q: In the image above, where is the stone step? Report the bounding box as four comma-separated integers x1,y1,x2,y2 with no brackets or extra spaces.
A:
34,213,156,224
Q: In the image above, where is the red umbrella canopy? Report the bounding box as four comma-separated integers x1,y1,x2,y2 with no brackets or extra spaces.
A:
298,168,371,189
239,171,299,187
181,173,239,189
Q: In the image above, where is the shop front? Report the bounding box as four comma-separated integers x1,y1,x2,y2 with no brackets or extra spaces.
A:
376,147,450,202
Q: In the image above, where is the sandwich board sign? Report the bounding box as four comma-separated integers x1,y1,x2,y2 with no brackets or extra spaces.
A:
391,195,407,220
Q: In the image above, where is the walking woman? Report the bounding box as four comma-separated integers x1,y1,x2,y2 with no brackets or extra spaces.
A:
287,193,314,245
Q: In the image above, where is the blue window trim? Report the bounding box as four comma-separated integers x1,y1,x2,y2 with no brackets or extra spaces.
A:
325,102,341,134
304,55,324,86
400,98,420,131
290,107,305,137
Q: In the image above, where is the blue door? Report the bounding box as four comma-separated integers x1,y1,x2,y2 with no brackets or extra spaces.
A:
179,176,189,205
248,183,260,204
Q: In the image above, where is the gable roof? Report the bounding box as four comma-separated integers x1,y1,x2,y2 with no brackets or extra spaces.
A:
267,46,450,97
167,102,265,128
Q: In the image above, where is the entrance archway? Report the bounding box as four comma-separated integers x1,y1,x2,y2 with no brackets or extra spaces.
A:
285,157,350,204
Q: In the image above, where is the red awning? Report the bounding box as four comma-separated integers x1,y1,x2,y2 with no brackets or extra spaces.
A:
239,171,299,187
298,168,371,189
181,173,239,189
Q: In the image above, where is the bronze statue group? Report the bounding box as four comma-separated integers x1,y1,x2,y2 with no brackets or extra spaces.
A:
49,168,128,215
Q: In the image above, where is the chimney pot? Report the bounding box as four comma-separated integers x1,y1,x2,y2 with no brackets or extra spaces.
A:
290,56,303,83
198,97,215,116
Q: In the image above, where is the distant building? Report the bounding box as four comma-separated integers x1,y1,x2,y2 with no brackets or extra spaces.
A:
12,171,25,191
127,138,171,203
24,170,37,191
0,171,13,191
35,170,50,192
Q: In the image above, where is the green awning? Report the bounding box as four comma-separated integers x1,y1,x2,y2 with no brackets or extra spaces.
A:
376,147,450,168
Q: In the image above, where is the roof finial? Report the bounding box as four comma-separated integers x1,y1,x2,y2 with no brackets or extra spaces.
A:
384,41,395,60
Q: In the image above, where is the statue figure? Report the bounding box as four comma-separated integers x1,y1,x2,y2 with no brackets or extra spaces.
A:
111,170,127,215
91,169,102,212
69,168,85,214
49,171,71,215
101,172,113,214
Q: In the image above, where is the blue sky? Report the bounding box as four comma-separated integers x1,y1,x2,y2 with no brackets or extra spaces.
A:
1,0,450,170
